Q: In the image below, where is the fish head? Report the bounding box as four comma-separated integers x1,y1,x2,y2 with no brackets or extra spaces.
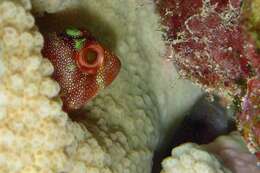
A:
42,28,121,111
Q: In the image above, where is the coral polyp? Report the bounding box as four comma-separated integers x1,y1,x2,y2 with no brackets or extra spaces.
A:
42,28,121,111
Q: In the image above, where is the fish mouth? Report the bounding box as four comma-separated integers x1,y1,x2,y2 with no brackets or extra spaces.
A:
75,42,105,74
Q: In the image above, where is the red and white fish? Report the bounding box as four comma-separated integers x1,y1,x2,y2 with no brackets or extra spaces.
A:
42,28,121,112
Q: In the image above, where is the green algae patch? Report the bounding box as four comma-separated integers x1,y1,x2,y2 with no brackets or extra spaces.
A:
243,0,260,49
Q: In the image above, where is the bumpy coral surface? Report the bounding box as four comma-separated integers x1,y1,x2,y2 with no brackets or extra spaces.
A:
160,132,260,173
0,0,203,173
161,143,231,173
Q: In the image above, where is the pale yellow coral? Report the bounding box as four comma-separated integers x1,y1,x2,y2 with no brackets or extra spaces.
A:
0,1,154,172
0,0,203,173
0,1,92,172
31,0,80,13
161,143,232,173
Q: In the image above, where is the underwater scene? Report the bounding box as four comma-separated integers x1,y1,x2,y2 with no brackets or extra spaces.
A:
0,0,259,173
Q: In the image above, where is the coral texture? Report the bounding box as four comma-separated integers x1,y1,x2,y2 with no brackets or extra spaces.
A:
0,0,202,173
160,132,259,173
160,143,231,173
156,0,260,161
31,0,80,13
156,0,259,95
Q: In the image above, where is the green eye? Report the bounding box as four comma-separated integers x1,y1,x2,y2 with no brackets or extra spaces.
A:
75,38,86,50
66,28,81,37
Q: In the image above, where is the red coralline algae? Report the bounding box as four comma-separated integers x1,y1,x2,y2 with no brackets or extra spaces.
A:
156,0,259,94
42,28,121,112
156,0,260,162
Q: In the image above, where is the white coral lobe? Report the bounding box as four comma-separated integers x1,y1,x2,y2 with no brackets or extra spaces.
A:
161,143,232,173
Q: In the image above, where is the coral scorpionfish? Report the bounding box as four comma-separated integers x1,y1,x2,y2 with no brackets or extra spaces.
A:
42,28,121,112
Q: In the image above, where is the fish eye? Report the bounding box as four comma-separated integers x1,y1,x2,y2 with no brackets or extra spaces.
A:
85,49,98,65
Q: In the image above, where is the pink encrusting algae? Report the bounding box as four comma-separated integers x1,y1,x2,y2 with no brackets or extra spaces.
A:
156,0,259,94
155,0,260,162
